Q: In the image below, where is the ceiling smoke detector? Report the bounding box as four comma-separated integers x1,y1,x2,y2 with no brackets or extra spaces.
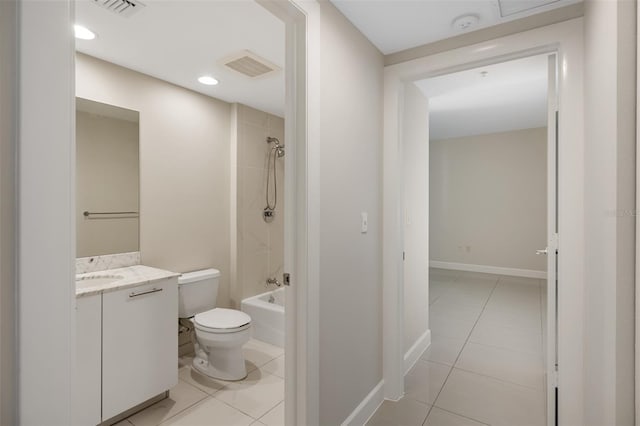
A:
221,50,280,79
91,0,146,18
452,14,480,31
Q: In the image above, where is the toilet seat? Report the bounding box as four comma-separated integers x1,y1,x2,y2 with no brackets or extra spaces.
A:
194,308,251,334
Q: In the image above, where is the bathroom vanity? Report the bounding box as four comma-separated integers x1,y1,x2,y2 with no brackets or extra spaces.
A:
75,264,179,425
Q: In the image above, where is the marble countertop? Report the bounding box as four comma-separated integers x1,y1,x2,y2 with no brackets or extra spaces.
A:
76,264,180,298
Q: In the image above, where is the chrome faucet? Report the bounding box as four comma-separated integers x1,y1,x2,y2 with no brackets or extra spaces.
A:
266,277,282,287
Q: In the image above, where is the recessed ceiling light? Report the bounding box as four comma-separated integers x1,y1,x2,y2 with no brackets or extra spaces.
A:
198,76,219,86
74,24,96,40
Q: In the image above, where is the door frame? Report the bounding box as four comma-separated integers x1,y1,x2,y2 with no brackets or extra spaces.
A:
15,0,320,424
382,17,585,425
257,1,321,424
636,1,640,421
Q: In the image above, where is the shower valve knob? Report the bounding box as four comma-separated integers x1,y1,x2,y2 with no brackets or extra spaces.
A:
266,277,282,287
263,208,275,223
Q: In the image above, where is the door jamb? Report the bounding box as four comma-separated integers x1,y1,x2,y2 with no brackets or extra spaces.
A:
382,19,585,425
255,1,320,425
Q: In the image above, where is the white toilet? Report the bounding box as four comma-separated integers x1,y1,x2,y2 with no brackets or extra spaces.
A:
178,268,252,381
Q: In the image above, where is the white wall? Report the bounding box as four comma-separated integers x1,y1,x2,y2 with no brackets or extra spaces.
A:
19,1,76,423
317,2,384,424
76,53,233,308
430,128,547,273
583,0,636,424
0,0,17,423
402,83,430,357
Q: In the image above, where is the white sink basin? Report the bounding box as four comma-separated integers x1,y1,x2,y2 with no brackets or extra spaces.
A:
76,274,123,289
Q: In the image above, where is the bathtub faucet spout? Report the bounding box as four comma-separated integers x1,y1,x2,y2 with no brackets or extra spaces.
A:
266,277,282,287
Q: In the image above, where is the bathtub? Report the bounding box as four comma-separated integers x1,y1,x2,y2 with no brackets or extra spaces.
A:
241,288,285,348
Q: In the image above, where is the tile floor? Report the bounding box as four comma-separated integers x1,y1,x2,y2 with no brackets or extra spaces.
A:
114,339,285,426
367,268,547,426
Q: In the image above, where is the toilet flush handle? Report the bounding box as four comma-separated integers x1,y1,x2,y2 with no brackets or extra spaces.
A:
536,248,548,255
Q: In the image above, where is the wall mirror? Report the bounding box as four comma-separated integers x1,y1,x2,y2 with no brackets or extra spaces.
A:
76,97,140,257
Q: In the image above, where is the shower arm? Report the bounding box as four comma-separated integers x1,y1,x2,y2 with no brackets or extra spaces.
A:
267,136,281,147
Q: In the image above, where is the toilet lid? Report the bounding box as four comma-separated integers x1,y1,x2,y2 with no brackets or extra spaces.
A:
194,308,251,330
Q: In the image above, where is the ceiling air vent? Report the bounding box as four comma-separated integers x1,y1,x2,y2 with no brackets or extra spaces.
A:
92,0,146,17
222,51,280,79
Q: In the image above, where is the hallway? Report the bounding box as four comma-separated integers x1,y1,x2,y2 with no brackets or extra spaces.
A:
367,269,546,426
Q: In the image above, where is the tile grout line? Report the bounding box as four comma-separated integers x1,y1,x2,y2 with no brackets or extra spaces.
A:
432,406,491,426
416,271,460,425
177,375,220,396
450,365,545,393
421,270,475,423
190,372,284,424
146,347,284,425
153,394,212,426
422,272,500,426
211,369,285,421
256,399,285,424
454,338,544,357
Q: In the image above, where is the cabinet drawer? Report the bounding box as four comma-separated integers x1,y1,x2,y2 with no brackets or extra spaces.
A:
102,278,178,421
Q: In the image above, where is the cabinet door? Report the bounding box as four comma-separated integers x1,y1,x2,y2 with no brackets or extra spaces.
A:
102,278,178,421
74,294,102,426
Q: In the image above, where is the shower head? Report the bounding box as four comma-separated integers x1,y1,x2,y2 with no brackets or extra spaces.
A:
267,136,285,157
267,136,281,146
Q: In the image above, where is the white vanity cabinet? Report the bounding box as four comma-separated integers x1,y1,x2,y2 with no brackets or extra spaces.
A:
102,278,178,420
74,271,178,425
74,294,102,426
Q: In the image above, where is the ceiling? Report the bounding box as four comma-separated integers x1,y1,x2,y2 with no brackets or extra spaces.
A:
75,0,285,117
76,0,574,120
415,54,548,140
330,0,582,54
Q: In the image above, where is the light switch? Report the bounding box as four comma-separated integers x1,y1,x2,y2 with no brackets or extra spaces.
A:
361,212,368,233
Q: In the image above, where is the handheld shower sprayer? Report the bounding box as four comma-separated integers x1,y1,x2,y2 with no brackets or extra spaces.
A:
264,136,285,222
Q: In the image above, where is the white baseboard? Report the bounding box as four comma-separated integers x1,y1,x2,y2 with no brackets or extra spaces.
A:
404,329,431,375
341,380,385,426
430,260,546,279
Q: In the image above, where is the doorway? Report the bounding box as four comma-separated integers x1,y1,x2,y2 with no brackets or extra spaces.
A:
403,53,555,425
13,0,316,424
382,17,584,426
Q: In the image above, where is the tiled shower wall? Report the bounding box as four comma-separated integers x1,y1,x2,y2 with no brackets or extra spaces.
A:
231,104,284,307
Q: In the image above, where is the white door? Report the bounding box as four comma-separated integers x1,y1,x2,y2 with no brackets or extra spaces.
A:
545,53,559,426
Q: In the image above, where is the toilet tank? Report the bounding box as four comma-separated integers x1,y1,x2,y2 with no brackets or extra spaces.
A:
177,268,220,318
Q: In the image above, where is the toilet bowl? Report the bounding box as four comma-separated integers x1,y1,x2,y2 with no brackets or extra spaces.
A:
191,308,252,380
178,269,252,381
